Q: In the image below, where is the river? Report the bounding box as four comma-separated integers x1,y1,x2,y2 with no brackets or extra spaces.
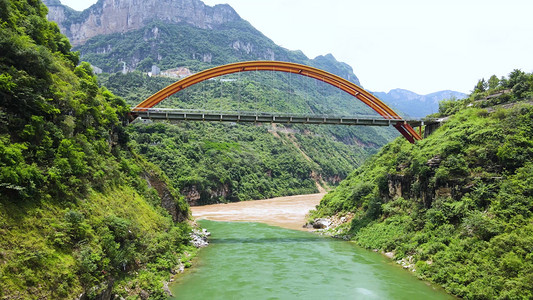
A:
170,194,453,299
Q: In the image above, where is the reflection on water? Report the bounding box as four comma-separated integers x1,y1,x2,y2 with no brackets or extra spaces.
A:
170,221,453,300
210,236,337,244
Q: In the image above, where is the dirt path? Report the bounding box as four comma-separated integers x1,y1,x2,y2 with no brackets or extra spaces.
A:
191,193,325,231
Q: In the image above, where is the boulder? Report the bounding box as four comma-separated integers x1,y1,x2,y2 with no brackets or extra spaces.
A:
312,218,331,229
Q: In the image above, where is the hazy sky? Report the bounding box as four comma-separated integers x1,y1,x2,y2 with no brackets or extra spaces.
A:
59,0,533,94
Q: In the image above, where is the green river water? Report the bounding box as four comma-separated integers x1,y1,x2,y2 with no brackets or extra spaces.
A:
170,220,453,299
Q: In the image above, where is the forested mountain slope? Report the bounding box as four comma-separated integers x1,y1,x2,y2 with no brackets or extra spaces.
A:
0,0,193,298
312,71,533,298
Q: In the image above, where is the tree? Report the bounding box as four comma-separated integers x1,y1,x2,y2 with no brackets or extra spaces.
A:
503,70,530,99
507,69,526,88
488,75,500,90
474,78,487,93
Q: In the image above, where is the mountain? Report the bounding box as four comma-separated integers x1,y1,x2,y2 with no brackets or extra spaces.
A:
372,89,467,118
310,72,533,298
43,0,361,84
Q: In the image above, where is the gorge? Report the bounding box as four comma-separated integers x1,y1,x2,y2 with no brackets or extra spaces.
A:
1,0,531,299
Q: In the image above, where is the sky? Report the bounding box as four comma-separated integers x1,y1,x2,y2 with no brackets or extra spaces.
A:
59,0,533,95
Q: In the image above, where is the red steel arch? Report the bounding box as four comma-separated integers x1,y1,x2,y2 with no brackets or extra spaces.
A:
132,61,421,142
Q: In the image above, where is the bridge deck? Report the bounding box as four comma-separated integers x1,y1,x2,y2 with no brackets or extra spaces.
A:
131,109,428,127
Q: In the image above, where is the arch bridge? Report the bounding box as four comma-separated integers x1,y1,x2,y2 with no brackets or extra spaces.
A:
130,61,425,143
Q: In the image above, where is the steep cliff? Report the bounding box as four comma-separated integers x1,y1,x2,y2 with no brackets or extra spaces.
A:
43,0,241,46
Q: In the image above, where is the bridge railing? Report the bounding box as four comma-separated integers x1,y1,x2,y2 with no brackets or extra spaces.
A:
130,107,437,128
132,107,421,120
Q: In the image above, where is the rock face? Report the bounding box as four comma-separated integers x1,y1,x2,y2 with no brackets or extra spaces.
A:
43,0,241,46
382,155,472,208
141,170,188,223
182,183,230,206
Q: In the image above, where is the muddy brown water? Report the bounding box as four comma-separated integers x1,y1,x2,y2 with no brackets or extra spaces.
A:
190,193,324,231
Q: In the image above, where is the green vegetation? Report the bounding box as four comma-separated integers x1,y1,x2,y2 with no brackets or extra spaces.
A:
438,69,533,116
127,121,365,204
0,0,396,295
312,70,533,298
0,0,192,298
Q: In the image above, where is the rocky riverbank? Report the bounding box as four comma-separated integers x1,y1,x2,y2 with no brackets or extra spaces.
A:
161,228,211,298
303,212,354,239
190,228,211,248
